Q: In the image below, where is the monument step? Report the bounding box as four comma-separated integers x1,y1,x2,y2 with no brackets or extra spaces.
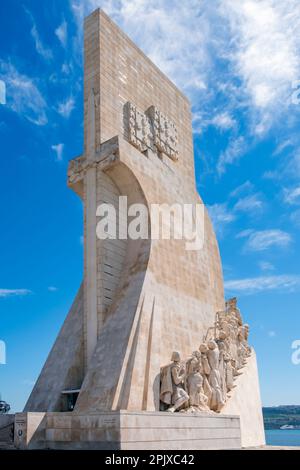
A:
14,410,242,450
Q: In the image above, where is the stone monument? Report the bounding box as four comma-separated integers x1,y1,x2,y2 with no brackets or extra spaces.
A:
12,9,265,449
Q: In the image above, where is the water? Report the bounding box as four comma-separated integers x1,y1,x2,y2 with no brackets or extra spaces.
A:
265,429,300,447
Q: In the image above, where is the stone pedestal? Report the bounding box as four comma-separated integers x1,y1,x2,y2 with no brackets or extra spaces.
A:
14,411,241,450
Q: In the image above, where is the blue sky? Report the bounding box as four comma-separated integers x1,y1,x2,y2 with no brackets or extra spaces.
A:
1,0,300,411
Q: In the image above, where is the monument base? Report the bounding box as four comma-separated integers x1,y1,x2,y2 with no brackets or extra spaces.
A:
0,414,15,449
14,411,241,450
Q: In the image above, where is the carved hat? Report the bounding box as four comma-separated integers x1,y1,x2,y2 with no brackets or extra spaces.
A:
171,351,181,362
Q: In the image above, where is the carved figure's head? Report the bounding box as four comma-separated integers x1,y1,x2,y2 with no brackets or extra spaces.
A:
219,330,227,340
189,357,200,374
171,351,181,363
208,340,217,350
199,343,208,353
192,350,201,360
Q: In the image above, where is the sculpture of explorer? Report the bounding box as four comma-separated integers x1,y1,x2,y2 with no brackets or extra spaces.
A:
160,351,189,412
186,356,210,412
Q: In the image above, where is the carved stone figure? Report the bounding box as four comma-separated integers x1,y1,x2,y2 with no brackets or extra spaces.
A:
237,325,251,368
160,351,189,413
216,331,228,399
244,323,249,339
198,343,212,406
226,297,243,326
207,340,225,411
224,353,235,392
160,299,253,413
228,317,239,366
186,357,210,412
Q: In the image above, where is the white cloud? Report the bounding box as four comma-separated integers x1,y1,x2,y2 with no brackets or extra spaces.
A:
234,193,264,213
235,228,254,239
210,112,236,131
217,136,246,175
244,229,292,251
71,0,85,25
62,63,71,74
55,20,68,47
0,62,47,125
105,1,211,98
51,143,64,162
263,170,279,181
230,180,254,198
25,8,53,61
31,24,53,60
290,150,300,179
192,112,204,135
48,286,58,292
291,209,300,227
71,0,212,102
225,274,300,295
268,330,277,337
259,261,275,272
57,96,75,118
207,203,235,236
70,0,300,173
283,187,300,205
208,191,264,239
272,139,294,156
219,0,300,134
0,79,6,104
263,148,300,182
0,289,32,298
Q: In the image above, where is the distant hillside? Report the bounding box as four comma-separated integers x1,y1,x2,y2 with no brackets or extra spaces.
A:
263,406,300,429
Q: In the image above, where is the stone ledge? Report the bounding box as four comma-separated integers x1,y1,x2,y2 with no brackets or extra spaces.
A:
14,411,241,450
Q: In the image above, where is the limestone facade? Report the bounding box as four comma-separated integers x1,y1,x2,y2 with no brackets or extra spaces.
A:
23,8,265,449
